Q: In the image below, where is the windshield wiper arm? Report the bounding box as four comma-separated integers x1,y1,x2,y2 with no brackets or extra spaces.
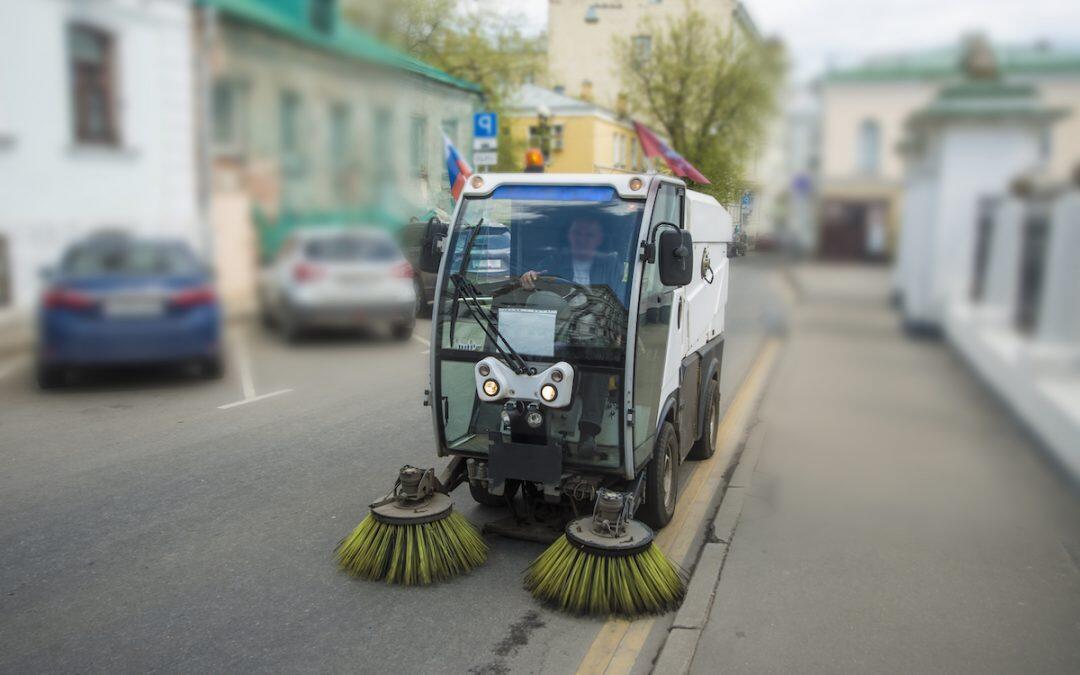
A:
450,272,530,375
449,218,484,348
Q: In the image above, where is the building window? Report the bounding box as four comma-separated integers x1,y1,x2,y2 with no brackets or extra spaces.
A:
410,115,428,178
528,124,564,152
310,0,336,34
856,118,880,175
441,119,459,145
330,102,351,199
631,138,640,169
632,35,652,64
68,24,118,145
280,91,301,156
374,108,393,176
0,234,10,307
212,80,247,154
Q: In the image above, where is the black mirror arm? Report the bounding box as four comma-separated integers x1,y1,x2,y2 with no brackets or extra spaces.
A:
640,221,681,263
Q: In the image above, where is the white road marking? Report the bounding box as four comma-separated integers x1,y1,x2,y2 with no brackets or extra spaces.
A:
230,327,257,399
218,389,293,410
411,334,430,347
0,356,28,380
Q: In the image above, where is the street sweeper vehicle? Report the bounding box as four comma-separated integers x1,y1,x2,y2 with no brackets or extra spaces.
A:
337,173,737,617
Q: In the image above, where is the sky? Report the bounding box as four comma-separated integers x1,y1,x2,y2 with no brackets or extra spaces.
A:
498,0,1080,81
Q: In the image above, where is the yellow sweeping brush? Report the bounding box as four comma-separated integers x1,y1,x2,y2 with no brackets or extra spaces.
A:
524,487,685,617
336,466,487,585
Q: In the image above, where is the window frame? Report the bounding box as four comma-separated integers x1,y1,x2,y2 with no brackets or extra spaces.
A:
68,22,119,146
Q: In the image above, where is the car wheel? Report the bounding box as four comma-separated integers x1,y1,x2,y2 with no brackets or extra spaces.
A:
413,280,429,318
279,307,303,343
687,378,720,460
36,363,65,390
469,478,519,507
639,420,678,530
201,357,224,379
391,320,414,341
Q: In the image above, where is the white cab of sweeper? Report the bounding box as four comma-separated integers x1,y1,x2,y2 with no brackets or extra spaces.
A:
683,190,733,352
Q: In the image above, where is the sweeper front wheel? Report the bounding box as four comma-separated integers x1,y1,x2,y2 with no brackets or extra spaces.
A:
639,421,678,530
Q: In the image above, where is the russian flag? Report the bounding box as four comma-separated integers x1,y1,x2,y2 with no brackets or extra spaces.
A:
443,132,473,201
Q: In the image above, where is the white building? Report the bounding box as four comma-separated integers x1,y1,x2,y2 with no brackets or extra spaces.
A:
0,0,200,318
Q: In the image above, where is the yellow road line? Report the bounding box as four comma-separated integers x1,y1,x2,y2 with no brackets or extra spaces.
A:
575,338,781,675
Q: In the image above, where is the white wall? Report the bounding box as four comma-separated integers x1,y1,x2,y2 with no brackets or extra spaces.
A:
0,0,199,312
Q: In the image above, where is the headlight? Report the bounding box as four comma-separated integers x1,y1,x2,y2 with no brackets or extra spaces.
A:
526,409,543,428
478,363,490,377
550,369,564,383
483,379,500,397
540,384,557,402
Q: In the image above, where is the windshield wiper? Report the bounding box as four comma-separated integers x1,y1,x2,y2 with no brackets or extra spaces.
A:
446,218,529,375
450,272,530,375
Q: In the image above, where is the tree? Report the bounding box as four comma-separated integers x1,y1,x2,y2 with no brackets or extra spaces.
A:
615,3,784,201
344,0,545,170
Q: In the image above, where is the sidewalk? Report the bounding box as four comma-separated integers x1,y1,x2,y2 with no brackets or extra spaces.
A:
676,264,1080,674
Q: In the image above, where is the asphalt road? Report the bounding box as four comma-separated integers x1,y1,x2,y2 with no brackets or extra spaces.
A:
0,258,786,673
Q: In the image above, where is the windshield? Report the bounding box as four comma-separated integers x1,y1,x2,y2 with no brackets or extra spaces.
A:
303,235,399,262
62,241,201,277
436,185,645,364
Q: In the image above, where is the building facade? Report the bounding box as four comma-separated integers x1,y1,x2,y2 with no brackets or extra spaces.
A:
818,37,1080,260
504,84,647,174
0,0,200,317
197,0,483,309
546,0,756,110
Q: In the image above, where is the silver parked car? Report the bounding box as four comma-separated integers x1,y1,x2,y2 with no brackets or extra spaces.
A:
257,226,417,341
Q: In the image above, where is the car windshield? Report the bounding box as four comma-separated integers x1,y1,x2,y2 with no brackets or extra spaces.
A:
437,185,645,363
303,234,399,262
62,241,201,277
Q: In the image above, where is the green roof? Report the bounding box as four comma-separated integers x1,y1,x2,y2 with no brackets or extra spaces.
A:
825,42,1080,83
200,0,483,94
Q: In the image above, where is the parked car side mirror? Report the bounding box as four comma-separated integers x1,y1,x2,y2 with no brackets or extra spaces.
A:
418,217,448,273
658,228,693,287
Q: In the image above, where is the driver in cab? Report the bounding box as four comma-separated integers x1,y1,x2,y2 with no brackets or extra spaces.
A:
518,217,621,460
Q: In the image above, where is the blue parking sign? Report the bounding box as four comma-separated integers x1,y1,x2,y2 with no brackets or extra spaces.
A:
473,112,498,138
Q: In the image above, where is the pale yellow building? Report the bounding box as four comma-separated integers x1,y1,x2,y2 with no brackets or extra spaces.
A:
504,84,648,173
818,38,1080,259
547,0,757,110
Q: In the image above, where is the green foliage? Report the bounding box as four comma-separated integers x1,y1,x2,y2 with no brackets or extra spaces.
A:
524,535,686,617
615,2,785,201
344,0,545,171
336,511,487,585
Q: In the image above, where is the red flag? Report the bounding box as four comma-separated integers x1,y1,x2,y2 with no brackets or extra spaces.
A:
632,121,710,185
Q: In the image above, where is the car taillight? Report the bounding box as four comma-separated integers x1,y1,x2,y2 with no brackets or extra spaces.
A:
294,262,325,282
43,288,96,310
391,261,414,278
170,286,216,307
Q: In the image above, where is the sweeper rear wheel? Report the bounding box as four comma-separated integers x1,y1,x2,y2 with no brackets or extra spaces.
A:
639,421,678,529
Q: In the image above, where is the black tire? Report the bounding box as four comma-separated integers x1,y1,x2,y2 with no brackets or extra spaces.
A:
391,320,414,341
258,302,276,330
201,356,224,379
468,478,519,507
687,378,720,460
36,364,64,390
639,421,678,530
279,306,303,343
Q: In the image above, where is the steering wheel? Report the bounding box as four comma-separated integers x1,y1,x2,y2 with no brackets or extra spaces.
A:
526,274,591,303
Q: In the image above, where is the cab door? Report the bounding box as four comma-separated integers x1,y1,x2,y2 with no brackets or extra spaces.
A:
631,182,683,469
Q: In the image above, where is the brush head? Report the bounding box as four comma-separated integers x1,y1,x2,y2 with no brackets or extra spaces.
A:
336,508,487,585
524,517,686,617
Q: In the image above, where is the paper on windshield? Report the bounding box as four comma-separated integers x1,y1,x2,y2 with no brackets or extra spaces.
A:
498,308,557,356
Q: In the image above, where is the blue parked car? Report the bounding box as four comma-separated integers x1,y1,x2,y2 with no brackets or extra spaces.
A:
37,233,223,388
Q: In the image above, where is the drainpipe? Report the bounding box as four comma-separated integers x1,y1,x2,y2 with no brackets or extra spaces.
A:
194,3,217,263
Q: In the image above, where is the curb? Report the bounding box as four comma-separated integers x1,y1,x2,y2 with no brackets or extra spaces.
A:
652,421,768,675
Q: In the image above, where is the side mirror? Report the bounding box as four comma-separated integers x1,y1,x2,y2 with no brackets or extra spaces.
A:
658,229,693,286
419,217,448,273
